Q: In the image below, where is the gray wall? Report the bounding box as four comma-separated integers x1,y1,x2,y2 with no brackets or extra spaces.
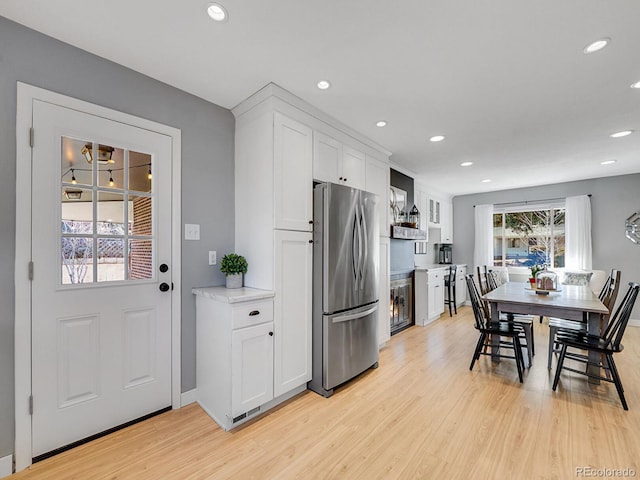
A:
453,174,640,317
0,17,235,458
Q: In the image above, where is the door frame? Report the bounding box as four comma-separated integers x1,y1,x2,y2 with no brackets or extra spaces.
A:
14,83,182,471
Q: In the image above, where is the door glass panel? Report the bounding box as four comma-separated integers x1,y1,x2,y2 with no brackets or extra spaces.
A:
128,239,153,280
97,238,125,281
61,136,92,186
129,150,152,193
97,145,122,188
61,237,94,284
60,138,155,285
97,192,126,235
129,194,152,236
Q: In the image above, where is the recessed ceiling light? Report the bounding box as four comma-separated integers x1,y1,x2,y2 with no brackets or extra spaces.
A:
376,121,387,127
429,135,445,142
317,80,331,90
460,162,473,167
631,81,640,89
207,3,228,22
601,160,617,165
583,38,610,54
481,179,491,183
610,130,633,138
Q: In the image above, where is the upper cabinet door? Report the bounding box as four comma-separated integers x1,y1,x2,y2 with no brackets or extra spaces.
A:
341,145,365,190
274,112,313,231
313,131,341,184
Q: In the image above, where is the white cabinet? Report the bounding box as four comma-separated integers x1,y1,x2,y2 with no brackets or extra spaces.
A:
414,268,446,325
273,230,313,397
313,130,365,189
440,200,453,243
417,190,430,233
428,270,446,321
274,113,314,231
378,237,391,345
365,156,390,237
429,198,441,226
455,265,467,306
428,271,445,321
195,289,291,431
231,322,274,416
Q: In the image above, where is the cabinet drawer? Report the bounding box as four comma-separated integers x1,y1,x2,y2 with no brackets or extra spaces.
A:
232,299,274,329
427,270,446,282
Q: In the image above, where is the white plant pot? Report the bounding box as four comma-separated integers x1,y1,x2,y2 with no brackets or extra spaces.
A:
226,273,243,289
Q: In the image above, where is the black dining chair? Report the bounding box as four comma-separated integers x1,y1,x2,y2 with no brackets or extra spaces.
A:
466,275,526,382
552,282,639,410
444,264,457,316
547,269,621,369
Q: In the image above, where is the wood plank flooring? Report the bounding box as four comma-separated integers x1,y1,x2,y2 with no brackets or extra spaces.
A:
13,306,640,479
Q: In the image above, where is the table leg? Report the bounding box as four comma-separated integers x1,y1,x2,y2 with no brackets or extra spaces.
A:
490,302,500,362
587,311,601,384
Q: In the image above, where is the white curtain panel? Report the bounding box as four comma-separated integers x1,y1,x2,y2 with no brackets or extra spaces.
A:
565,195,592,271
474,204,494,272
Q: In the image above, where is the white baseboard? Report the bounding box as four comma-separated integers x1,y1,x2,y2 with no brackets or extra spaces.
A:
630,319,640,328
0,454,13,478
180,388,198,407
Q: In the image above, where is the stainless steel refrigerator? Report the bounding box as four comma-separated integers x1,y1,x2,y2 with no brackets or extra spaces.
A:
308,182,379,397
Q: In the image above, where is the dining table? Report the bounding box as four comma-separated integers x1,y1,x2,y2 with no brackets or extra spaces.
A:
482,282,609,383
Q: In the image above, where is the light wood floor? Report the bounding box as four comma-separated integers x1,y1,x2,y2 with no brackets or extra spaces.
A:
13,307,640,479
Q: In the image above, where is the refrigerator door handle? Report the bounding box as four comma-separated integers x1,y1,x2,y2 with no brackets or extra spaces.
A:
331,304,379,323
352,210,359,285
359,203,367,288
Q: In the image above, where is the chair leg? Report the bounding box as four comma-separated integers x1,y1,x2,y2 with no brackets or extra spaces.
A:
606,354,628,410
470,333,485,371
552,344,568,391
513,336,524,383
453,284,457,315
547,325,557,369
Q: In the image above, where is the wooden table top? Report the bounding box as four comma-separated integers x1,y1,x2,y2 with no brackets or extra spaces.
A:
482,282,609,315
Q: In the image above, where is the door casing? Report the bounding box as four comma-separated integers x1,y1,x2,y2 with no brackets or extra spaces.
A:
14,82,182,472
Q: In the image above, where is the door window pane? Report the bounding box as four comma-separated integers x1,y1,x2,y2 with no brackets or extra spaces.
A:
61,237,94,284
97,145,122,189
97,192,126,235
61,136,92,186
97,238,125,281
129,151,152,193
129,194,152,236
129,240,153,280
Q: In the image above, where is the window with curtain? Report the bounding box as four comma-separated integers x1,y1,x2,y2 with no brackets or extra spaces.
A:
493,202,566,268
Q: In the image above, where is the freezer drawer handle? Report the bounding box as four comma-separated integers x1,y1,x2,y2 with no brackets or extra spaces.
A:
249,310,260,316
332,305,378,323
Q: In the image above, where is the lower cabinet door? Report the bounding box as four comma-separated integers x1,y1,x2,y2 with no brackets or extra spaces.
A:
231,322,274,417
273,230,313,397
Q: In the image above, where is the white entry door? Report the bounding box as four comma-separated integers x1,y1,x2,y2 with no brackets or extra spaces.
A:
30,100,173,457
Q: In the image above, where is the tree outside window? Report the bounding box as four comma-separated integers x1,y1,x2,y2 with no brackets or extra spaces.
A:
493,208,565,268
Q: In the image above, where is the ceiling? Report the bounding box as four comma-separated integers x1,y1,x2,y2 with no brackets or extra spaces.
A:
2,0,640,196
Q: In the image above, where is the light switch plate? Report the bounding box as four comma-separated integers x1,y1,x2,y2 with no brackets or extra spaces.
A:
185,223,200,241
208,251,217,265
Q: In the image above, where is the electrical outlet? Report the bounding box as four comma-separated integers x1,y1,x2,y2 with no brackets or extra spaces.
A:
185,223,200,241
208,251,217,265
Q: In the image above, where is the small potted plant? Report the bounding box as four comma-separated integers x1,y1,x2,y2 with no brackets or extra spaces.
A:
220,253,248,289
530,264,543,286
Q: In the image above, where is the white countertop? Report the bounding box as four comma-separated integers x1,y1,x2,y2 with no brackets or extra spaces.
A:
192,286,275,304
415,263,466,271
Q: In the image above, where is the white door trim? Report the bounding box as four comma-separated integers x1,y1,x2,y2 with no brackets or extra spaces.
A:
14,82,182,472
